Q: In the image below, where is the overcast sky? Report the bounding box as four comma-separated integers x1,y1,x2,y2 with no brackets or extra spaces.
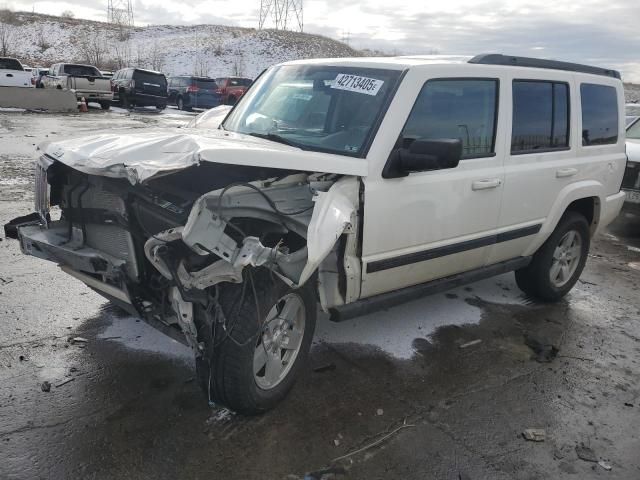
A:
4,0,640,81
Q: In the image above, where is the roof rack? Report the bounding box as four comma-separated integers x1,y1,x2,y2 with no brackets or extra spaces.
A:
468,54,621,80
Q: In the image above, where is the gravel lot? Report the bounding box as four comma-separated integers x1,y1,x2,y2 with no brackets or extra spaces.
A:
1,107,639,480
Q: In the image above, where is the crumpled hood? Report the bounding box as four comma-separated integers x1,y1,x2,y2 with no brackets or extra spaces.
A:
41,128,367,183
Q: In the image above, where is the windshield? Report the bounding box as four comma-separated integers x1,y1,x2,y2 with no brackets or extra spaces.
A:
627,119,640,139
222,65,402,156
194,78,218,89
65,65,101,77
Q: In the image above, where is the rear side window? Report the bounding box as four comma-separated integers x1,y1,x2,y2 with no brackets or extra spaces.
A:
194,78,217,89
511,80,569,153
0,58,22,70
581,83,618,146
401,78,499,158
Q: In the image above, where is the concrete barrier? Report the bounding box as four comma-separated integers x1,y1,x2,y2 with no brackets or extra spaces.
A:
0,87,77,112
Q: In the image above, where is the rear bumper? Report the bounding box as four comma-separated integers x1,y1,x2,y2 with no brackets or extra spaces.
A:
130,92,168,106
75,91,113,101
622,189,640,215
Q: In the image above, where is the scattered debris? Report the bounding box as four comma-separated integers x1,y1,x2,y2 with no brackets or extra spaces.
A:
525,335,559,363
332,418,415,463
598,460,612,471
459,339,482,349
41,381,51,392
333,438,340,447
376,408,384,416
624,402,634,407
69,337,89,344
522,428,546,442
313,363,336,373
578,279,598,286
575,443,598,463
19,355,25,361
55,378,75,388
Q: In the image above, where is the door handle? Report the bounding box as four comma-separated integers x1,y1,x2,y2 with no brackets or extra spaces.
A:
472,178,502,190
556,167,578,178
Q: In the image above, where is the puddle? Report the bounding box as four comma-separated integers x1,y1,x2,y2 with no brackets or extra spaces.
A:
315,273,527,359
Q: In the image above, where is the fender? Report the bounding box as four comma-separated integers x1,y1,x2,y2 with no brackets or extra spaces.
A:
523,180,603,256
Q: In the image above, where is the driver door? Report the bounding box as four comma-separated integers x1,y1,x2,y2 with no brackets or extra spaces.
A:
360,75,505,298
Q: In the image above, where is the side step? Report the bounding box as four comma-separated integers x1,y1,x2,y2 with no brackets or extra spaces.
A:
329,257,531,322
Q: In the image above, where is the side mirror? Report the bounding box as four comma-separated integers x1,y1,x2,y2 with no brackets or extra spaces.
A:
382,138,463,178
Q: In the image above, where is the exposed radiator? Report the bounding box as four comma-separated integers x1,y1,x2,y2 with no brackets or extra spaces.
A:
63,180,140,280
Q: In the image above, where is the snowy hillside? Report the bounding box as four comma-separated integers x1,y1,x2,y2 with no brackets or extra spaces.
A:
0,11,360,78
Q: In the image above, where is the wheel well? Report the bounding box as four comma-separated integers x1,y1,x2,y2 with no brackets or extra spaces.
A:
565,197,600,235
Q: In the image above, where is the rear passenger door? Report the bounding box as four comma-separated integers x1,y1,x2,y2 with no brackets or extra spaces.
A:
489,75,574,264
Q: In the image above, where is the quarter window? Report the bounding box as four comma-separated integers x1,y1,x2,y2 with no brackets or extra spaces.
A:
511,81,569,153
401,78,499,158
580,83,618,146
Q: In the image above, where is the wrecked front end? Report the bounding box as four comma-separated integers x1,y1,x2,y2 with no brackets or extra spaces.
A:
4,154,360,350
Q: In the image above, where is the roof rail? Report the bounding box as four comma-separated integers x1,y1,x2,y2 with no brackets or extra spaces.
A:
468,54,621,80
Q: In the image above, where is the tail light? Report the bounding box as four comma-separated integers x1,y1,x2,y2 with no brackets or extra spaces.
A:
186,85,199,93
214,88,223,94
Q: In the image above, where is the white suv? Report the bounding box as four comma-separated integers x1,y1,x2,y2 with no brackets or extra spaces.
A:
4,54,626,413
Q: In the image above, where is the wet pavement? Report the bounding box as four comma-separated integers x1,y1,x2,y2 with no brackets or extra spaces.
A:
1,108,640,479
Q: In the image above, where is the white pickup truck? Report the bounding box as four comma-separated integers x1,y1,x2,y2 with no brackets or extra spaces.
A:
41,63,113,109
0,57,33,88
4,54,627,414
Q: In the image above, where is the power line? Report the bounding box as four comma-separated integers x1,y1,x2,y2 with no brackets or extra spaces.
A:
258,0,303,32
107,0,134,28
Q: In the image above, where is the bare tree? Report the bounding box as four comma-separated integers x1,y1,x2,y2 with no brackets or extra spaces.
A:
77,30,108,67
36,25,51,52
232,54,245,76
148,41,165,72
0,22,15,57
111,41,133,69
60,10,75,19
193,55,210,77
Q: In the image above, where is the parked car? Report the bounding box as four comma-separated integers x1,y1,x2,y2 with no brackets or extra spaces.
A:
41,63,113,110
0,57,33,87
4,54,627,414
214,76,252,105
111,67,168,110
167,76,223,110
31,67,49,88
623,117,640,214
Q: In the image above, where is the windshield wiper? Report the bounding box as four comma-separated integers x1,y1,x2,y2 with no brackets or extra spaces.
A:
248,132,302,148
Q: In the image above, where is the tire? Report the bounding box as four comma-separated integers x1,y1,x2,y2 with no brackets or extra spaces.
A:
227,96,237,105
515,211,590,301
156,104,166,111
99,101,111,110
195,269,316,414
120,93,130,109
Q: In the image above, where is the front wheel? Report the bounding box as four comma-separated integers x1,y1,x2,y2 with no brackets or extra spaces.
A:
195,269,316,414
515,211,590,301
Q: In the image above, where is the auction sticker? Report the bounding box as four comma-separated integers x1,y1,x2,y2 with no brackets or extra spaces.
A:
331,74,384,96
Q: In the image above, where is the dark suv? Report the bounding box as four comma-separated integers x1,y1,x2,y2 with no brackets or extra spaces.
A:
214,77,253,105
111,68,168,110
168,76,223,110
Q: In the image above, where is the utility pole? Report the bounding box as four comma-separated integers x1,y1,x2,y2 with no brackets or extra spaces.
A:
107,0,134,28
259,0,303,32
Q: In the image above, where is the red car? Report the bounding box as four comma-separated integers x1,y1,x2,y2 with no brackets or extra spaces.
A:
215,77,252,105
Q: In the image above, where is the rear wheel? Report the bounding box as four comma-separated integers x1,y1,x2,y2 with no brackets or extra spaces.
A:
120,93,131,109
515,211,590,301
195,269,316,414
99,101,111,110
156,104,166,111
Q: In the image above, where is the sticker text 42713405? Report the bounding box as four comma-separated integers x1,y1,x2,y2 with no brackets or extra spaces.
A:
331,74,384,96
